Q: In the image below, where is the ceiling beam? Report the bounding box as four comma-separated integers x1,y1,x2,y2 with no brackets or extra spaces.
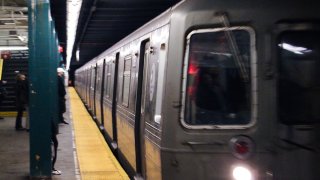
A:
72,0,99,59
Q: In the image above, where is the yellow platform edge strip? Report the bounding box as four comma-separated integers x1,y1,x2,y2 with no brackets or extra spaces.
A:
0,112,26,117
68,87,129,180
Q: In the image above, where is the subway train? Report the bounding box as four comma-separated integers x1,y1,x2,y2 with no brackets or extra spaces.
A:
74,0,320,179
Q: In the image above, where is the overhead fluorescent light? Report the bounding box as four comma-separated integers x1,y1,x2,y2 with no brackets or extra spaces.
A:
2,20,15,25
279,43,312,55
66,0,83,70
17,35,28,43
0,46,28,50
4,22,15,25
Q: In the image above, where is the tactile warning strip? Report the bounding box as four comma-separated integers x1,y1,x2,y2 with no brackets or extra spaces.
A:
69,88,129,180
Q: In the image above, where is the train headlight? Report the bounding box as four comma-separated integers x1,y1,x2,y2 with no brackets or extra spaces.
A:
232,166,253,180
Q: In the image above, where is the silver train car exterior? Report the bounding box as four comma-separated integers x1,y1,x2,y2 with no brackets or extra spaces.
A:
74,0,320,179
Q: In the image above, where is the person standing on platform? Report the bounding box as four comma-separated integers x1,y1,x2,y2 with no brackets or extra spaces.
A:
57,68,68,124
51,68,67,175
0,80,8,119
15,73,28,131
51,118,61,175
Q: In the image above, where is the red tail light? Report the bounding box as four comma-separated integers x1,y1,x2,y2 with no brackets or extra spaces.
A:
235,141,249,154
188,63,198,75
230,136,254,159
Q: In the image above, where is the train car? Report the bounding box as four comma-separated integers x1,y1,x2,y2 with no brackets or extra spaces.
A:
74,0,320,179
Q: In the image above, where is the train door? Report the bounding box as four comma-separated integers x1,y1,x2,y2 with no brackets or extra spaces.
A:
85,68,90,106
89,65,97,114
275,25,320,179
111,53,120,146
100,59,106,126
88,67,93,111
103,59,116,142
93,64,98,117
95,61,104,125
84,69,87,103
134,40,150,178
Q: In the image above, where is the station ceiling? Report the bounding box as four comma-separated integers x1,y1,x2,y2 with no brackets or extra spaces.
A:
1,0,181,71
0,0,28,47
68,0,181,71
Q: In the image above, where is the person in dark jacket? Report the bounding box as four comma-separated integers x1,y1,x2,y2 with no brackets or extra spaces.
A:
51,118,61,175
51,68,67,175
0,80,7,119
57,68,68,124
15,73,28,130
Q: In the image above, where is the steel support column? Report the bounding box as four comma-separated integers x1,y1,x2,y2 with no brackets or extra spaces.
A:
28,0,59,178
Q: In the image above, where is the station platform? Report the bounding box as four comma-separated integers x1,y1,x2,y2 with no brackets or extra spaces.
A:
0,87,129,180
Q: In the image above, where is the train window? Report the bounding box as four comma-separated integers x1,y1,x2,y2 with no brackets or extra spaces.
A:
122,56,132,107
278,31,320,124
183,28,253,126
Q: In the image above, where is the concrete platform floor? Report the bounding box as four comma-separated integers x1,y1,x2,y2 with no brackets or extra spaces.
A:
0,93,79,180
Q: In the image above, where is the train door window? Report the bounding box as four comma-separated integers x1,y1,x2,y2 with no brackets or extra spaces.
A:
183,27,255,127
96,64,102,92
140,40,161,126
91,67,95,90
107,64,113,98
104,63,111,98
122,56,132,107
278,30,320,124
